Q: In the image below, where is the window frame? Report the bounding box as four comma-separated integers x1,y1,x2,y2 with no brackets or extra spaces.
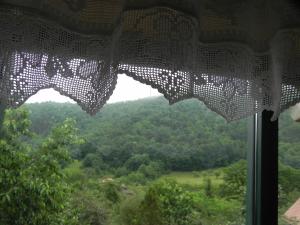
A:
246,111,278,225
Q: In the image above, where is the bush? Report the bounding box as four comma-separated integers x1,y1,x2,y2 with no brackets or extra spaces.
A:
125,172,147,185
125,154,151,171
114,166,130,177
219,160,247,200
0,112,82,225
138,161,165,179
140,179,194,225
71,192,108,225
191,192,244,225
82,153,108,173
118,195,144,225
101,182,120,204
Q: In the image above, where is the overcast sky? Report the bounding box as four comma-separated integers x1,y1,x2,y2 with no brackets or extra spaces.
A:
26,75,161,104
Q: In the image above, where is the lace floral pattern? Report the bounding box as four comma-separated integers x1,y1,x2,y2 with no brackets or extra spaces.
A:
1,1,300,121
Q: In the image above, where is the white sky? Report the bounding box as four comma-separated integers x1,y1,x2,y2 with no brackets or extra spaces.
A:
26,75,161,104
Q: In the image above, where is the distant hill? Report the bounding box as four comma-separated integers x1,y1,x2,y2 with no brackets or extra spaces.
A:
23,97,300,170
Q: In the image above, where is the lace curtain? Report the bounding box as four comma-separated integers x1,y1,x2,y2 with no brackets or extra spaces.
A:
1,0,300,121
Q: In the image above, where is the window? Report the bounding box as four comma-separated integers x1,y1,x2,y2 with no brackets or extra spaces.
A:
0,77,297,225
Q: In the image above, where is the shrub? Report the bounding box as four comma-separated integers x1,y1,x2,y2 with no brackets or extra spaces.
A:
101,182,120,204
140,179,194,225
125,154,150,171
125,172,147,185
118,195,144,225
71,192,108,225
138,161,165,179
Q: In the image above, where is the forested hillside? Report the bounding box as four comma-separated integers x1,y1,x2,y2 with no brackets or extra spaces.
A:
25,97,300,170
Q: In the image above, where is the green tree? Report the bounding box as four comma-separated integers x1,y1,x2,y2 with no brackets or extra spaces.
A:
140,179,194,225
125,154,150,171
101,182,120,204
138,161,165,179
71,191,108,225
0,109,82,225
83,153,107,173
139,186,164,225
119,195,144,225
220,160,247,200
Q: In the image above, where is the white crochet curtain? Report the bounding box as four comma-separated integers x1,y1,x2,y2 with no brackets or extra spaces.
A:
1,0,300,121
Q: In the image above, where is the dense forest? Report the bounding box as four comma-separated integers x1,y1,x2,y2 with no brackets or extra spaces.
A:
27,97,247,171
1,97,300,225
26,97,300,170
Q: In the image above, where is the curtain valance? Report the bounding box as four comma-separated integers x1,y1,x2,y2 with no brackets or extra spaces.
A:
1,0,300,121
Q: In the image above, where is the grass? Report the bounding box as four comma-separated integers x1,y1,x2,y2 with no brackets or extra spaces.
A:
159,169,224,190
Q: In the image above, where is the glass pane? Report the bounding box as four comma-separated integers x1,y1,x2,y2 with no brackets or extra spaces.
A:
278,105,300,225
0,76,248,225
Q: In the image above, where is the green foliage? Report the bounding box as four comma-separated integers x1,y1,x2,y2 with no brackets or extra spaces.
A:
101,182,120,204
83,153,108,173
220,160,247,200
0,109,82,225
124,171,147,185
78,141,98,159
279,163,300,199
204,178,213,197
138,161,165,179
25,98,300,174
160,171,223,190
2,108,32,138
119,179,194,225
191,192,244,225
279,142,300,169
1,97,298,225
125,154,150,171
25,98,247,172
64,160,89,189
118,194,144,225
114,166,130,177
141,179,194,225
279,112,300,168
139,185,164,225
71,191,108,225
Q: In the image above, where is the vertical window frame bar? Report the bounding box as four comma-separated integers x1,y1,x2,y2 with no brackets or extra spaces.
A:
247,111,278,225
